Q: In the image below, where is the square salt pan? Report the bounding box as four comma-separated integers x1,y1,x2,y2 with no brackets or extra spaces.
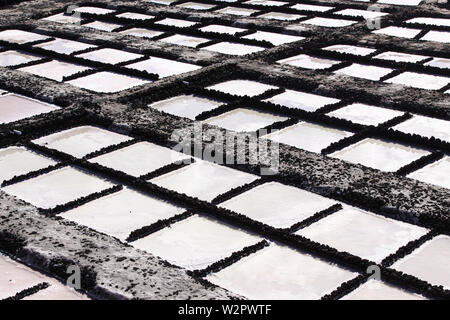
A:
0,146,57,184
155,18,197,28
0,29,50,44
301,18,357,27
373,26,421,39
0,93,59,124
330,138,430,172
278,54,341,69
126,57,201,78
83,21,122,32
132,215,261,270
61,187,185,241
393,115,450,143
297,205,428,262
219,182,337,228
150,160,258,202
206,243,356,299
1,166,113,209
335,64,393,81
0,50,41,67
323,45,376,56
73,6,115,15
406,17,450,27
245,0,287,6
291,4,333,12
424,58,450,69
215,7,258,16
334,9,389,19
242,31,304,45
89,141,189,177
33,125,131,158
378,0,422,5
373,51,429,63
392,235,450,289
421,31,450,44
204,108,287,132
177,2,216,10
119,28,164,39
207,79,276,97
202,42,265,55
341,279,425,300
149,95,223,120
385,72,449,90
18,60,91,82
42,13,82,24
34,38,96,55
66,71,150,93
265,122,352,153
160,34,210,47
258,12,305,21
407,156,450,190
199,24,246,35
327,103,403,126
264,89,339,112
76,48,143,65
116,12,155,20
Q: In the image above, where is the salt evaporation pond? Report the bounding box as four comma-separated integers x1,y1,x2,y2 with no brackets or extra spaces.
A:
327,103,403,126
421,31,450,44
242,31,304,46
300,18,357,27
219,182,336,228
373,51,429,63
119,28,164,39
32,125,131,158
0,50,41,67
207,79,276,96
126,57,201,78
0,29,49,44
73,6,115,15
278,54,341,69
296,205,428,262
34,38,96,55
385,72,449,90
392,235,450,289
341,279,425,300
83,21,122,32
199,24,246,35
149,95,223,119
132,214,261,270
66,71,150,93
291,3,333,11
373,26,421,39
393,115,450,143
178,2,216,10
0,93,59,124
265,89,340,112
258,12,305,21
206,243,356,300
42,13,82,24
160,34,210,47
60,187,185,241
335,64,393,81
150,160,258,202
215,7,258,16
202,42,265,55
89,141,189,177
19,60,91,81
1,166,113,209
155,18,197,28
408,156,450,190
323,44,376,56
116,12,154,20
77,48,143,65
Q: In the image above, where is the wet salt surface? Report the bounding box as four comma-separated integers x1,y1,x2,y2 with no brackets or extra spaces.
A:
341,279,425,300
373,26,421,39
0,29,49,44
119,28,164,39
177,2,216,10
0,93,59,124
219,182,336,228
421,31,450,43
424,57,450,69
42,13,82,24
331,138,430,172
300,17,357,27
323,44,376,56
132,215,260,270
204,108,287,132
327,103,403,126
155,18,197,28
335,64,393,81
215,7,258,16
392,235,450,289
385,72,449,90
73,6,115,15
291,3,334,12
19,60,91,81
393,115,450,143
33,125,131,158
297,205,428,262
83,21,123,32
77,48,143,65
202,42,265,55
61,187,185,241
0,146,57,184
206,243,356,299
89,141,189,177
258,12,305,21
0,252,87,300
408,156,450,190
278,54,341,69
160,34,210,47
126,57,201,78
199,24,246,35
265,122,352,153
116,12,155,20
373,51,428,63
150,160,258,201
207,79,276,96
66,71,150,93
264,89,339,112
0,50,41,67
149,95,223,119
34,38,96,55
242,31,304,45
1,166,113,209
